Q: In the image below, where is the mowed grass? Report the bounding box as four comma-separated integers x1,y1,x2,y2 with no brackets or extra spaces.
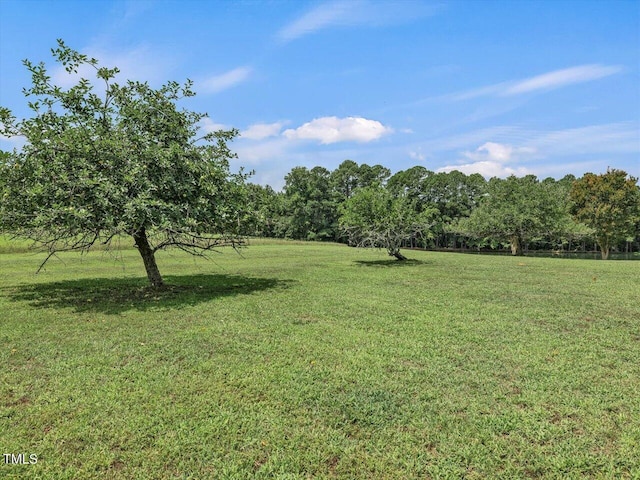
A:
0,236,35,254
1,242,638,479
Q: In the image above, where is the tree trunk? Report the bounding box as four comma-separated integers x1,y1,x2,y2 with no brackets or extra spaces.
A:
510,235,523,256
133,228,164,287
600,244,610,260
389,248,407,261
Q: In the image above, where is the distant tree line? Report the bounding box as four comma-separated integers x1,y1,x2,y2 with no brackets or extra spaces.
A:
240,161,640,260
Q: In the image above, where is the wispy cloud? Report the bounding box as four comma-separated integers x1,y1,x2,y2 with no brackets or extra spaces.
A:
277,1,356,42
527,122,639,156
198,66,252,94
419,126,527,152
276,0,440,42
283,116,393,144
120,0,155,23
503,64,623,95
447,64,623,101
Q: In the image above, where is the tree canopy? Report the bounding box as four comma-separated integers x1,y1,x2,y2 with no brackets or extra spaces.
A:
281,166,336,241
570,169,640,259
0,40,248,287
453,175,573,255
339,184,437,260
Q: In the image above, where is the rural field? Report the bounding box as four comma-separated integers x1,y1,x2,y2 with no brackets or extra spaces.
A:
1,240,639,479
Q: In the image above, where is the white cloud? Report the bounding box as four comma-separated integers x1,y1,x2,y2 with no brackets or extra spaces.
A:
198,117,229,134
234,137,292,165
277,1,356,42
241,122,285,140
438,161,532,178
463,142,536,163
283,116,393,144
198,66,252,94
121,0,155,23
438,141,534,178
447,84,506,101
503,64,623,95
446,64,622,101
465,142,512,162
276,0,439,42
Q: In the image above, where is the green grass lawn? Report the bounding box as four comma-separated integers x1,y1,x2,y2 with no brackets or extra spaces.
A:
1,242,639,479
0,235,35,254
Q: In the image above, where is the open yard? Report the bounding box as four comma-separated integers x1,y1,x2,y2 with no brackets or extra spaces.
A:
1,241,639,479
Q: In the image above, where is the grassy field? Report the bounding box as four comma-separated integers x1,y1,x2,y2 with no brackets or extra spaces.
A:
0,236,36,254
1,241,639,479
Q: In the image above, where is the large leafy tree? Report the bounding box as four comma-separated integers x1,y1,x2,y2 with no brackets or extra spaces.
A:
330,160,361,201
240,183,285,238
281,166,337,240
454,175,570,256
0,41,248,287
422,171,486,221
339,184,437,260
357,163,391,189
570,169,640,259
387,166,430,194
421,170,486,248
330,160,391,203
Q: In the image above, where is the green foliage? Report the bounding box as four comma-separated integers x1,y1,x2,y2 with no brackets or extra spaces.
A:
339,184,437,259
330,159,391,202
386,165,431,200
356,163,391,190
240,183,284,238
1,243,639,478
0,40,248,286
270,161,395,242
239,166,639,255
454,175,575,255
570,169,640,259
387,168,487,249
282,166,337,240
329,159,361,201
422,170,486,220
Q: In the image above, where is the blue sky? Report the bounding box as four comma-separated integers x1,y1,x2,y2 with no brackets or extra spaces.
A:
1,0,638,188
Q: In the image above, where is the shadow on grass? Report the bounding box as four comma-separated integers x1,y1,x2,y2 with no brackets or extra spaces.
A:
2,274,295,315
354,259,429,267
